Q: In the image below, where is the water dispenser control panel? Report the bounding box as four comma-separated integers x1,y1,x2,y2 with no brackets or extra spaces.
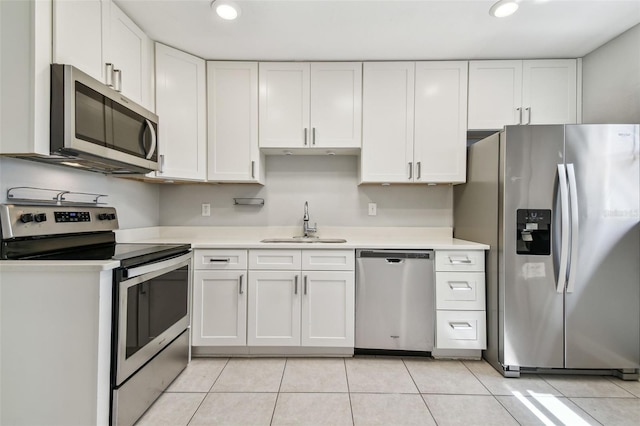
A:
516,209,551,255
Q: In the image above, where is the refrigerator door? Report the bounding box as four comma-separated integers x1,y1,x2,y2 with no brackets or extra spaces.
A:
502,125,565,369
564,124,640,369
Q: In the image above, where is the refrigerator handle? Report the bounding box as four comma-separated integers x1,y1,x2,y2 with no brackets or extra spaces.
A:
566,164,579,293
557,164,570,294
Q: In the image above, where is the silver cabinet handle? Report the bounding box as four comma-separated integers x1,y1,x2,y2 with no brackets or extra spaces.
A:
448,281,472,290
417,161,421,180
516,107,522,124
408,162,413,180
251,161,255,179
304,128,308,146
312,128,316,145
159,154,165,173
209,258,231,263
105,63,114,87
449,322,473,330
239,274,244,294
448,256,471,264
113,69,122,92
304,275,308,295
294,275,299,294
525,107,531,125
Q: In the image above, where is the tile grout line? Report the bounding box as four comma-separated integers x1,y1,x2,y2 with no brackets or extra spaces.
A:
344,357,356,426
401,358,440,425
460,358,493,395
185,357,230,426
269,357,288,426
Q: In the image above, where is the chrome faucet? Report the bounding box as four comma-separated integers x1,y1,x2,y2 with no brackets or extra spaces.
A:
303,201,317,237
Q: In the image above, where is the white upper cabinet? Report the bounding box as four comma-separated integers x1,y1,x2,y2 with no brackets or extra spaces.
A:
207,62,264,183
468,59,578,130
152,43,207,181
107,2,154,110
309,63,362,149
360,62,415,183
414,61,468,184
259,62,362,151
52,0,108,82
522,60,578,126
361,61,468,184
52,0,153,110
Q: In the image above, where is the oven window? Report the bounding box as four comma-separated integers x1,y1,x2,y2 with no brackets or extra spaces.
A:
125,266,188,358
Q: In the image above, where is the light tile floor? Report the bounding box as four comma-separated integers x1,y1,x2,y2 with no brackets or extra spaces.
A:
137,357,640,425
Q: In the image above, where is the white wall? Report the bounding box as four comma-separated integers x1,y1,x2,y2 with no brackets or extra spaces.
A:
159,156,453,228
582,24,640,123
0,157,160,229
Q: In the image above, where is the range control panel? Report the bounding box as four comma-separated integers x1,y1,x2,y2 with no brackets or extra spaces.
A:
0,204,118,239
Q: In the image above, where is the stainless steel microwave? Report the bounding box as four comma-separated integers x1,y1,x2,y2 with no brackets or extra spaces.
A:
50,64,159,174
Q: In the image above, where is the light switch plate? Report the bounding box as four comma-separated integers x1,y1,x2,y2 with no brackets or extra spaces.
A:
201,203,211,216
368,203,377,216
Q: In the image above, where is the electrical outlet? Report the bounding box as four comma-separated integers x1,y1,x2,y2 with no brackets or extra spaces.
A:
201,203,211,217
368,202,377,216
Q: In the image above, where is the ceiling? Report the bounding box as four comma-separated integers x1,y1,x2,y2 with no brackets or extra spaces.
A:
115,0,640,61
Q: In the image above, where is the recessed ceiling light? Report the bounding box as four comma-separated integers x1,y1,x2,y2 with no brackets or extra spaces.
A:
489,0,519,18
211,0,241,21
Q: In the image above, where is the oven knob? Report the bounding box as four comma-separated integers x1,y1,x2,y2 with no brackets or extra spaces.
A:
98,213,108,220
34,213,47,223
108,213,116,220
20,213,34,223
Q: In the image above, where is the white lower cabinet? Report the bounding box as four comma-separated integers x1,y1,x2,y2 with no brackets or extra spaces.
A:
247,250,355,348
192,250,248,346
192,249,355,350
434,250,487,350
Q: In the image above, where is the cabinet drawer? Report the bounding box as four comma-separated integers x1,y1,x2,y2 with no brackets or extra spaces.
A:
436,272,486,310
249,250,302,270
436,310,486,350
302,250,355,271
435,250,484,272
195,249,247,270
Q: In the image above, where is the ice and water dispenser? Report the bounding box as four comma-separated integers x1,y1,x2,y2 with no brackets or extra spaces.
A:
516,209,551,255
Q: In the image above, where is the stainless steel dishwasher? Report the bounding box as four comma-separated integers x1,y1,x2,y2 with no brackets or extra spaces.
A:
355,249,435,352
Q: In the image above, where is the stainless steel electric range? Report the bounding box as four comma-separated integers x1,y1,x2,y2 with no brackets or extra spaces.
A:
0,203,192,426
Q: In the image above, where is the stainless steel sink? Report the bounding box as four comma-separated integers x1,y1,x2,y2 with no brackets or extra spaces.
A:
260,237,347,243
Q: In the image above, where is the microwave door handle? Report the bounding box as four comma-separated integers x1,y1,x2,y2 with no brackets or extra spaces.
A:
145,119,157,160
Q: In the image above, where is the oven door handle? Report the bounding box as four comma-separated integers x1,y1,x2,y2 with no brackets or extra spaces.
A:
123,252,192,279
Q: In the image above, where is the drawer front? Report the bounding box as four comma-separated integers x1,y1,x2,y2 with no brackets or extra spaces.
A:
435,250,485,272
436,310,486,350
249,250,302,270
436,272,486,310
195,249,247,270
301,250,355,271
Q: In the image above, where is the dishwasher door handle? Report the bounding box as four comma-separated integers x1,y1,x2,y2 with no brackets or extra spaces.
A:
386,258,404,264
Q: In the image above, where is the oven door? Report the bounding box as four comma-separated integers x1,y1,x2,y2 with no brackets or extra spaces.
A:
114,252,191,386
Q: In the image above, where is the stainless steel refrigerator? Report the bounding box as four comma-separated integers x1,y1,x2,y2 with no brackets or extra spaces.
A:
454,124,640,379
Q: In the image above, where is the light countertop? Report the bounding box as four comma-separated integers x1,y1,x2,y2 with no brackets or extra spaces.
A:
115,226,489,250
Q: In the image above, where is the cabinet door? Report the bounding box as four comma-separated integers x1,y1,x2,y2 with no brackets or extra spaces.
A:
310,62,362,148
207,62,263,183
468,60,523,130
192,270,247,346
301,271,355,347
522,59,577,125
361,62,415,183
153,43,207,181
107,2,154,109
52,0,108,82
259,63,310,148
248,271,301,346
414,61,468,184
